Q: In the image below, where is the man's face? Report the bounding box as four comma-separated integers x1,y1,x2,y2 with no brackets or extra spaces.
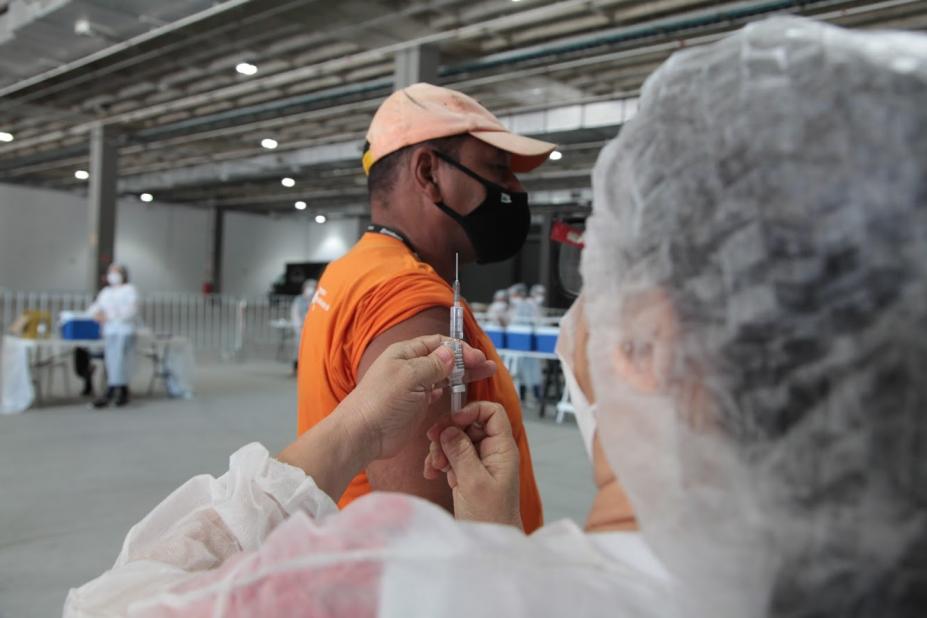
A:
436,137,525,217
420,136,528,263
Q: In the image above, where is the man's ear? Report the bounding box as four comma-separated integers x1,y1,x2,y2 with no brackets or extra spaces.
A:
409,147,442,203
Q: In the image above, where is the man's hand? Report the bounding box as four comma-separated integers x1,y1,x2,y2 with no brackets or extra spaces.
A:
424,401,522,529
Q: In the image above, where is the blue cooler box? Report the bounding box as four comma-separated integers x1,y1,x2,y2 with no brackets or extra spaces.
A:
506,325,533,351
534,326,559,353
484,325,506,350
61,319,101,340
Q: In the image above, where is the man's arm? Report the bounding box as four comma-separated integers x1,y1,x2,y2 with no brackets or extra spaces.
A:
357,307,454,512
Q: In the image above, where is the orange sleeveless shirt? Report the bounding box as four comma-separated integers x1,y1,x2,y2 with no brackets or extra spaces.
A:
297,232,543,533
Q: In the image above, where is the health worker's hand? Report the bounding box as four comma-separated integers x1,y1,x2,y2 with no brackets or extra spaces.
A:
424,401,522,529
341,335,496,463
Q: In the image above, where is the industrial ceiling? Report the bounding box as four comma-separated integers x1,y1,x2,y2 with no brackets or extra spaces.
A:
0,0,925,216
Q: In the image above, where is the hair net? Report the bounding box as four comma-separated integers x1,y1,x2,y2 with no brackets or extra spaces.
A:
582,16,927,618
530,284,546,296
509,283,528,297
493,289,509,302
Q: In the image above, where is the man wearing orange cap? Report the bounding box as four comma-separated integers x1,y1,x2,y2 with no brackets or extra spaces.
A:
296,83,554,532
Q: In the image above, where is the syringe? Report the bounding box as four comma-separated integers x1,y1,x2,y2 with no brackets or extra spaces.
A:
449,253,466,413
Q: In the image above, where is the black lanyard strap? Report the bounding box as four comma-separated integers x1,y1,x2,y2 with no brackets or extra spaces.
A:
367,224,419,257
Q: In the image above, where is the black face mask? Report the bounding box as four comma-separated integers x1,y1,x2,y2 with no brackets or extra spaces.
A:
432,150,530,264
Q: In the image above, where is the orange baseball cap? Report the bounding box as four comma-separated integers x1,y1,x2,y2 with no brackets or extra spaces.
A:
362,82,557,175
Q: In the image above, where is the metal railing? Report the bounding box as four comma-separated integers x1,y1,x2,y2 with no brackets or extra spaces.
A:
0,288,298,360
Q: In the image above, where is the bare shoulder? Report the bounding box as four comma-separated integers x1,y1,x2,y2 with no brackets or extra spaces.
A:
357,307,449,379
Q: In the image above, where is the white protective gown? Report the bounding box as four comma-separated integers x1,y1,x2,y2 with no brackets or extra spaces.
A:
64,443,671,618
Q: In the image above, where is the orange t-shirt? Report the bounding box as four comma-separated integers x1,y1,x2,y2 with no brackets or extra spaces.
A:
297,232,543,533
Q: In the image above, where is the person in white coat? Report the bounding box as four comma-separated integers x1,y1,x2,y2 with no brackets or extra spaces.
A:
509,282,543,401
88,263,139,408
65,18,927,618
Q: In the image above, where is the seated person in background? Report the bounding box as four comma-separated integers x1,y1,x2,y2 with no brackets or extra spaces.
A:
66,17,926,617
89,263,139,409
289,278,316,373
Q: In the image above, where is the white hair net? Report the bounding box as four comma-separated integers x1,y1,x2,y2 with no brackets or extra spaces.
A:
494,289,509,302
582,17,927,618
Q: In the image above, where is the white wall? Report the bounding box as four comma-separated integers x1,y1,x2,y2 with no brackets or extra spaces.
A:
0,182,89,291
222,212,362,297
0,182,211,293
115,198,212,293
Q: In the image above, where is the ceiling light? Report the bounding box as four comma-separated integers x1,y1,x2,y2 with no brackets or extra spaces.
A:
281,177,295,188
261,138,278,150
140,193,153,203
0,131,13,143
295,201,307,210
236,62,258,76
74,169,89,180
549,150,563,161
315,214,327,224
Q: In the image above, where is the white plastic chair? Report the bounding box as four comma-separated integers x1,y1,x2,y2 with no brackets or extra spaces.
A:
555,385,576,424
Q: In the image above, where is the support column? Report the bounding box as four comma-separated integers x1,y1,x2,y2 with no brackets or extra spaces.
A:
210,207,225,294
394,44,439,88
88,124,119,292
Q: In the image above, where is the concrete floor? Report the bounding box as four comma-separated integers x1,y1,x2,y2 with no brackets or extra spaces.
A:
0,361,594,618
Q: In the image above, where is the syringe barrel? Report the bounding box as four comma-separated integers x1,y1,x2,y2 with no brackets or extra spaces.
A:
450,306,464,340
450,385,467,413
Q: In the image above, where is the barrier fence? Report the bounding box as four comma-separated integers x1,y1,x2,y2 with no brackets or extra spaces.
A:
0,289,297,360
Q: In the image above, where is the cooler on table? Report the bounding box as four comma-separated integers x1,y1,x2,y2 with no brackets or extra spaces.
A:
61,319,101,340
506,325,533,351
484,325,506,349
534,326,559,353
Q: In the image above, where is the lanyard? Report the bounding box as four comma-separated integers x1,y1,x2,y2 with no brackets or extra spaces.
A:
366,224,420,258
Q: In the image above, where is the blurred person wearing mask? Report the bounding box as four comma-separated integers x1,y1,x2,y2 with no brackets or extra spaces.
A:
507,282,535,325
529,284,546,312
290,278,317,373
486,289,510,327
67,18,927,618
296,83,554,532
88,264,139,408
509,282,543,401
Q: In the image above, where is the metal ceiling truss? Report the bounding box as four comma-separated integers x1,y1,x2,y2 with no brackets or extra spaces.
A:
0,0,924,214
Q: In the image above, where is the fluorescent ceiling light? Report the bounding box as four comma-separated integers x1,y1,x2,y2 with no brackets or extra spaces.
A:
295,201,307,210
140,193,153,203
236,62,258,76
261,138,278,150
281,177,295,188
0,131,13,142
549,150,563,161
74,169,89,180
315,214,327,224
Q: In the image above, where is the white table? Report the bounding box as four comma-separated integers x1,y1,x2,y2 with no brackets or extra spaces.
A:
1,333,195,414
